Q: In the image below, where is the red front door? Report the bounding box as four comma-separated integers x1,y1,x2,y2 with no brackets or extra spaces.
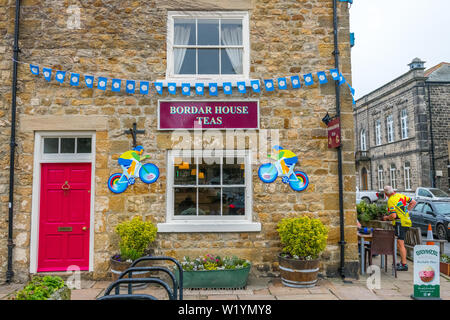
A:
38,163,91,272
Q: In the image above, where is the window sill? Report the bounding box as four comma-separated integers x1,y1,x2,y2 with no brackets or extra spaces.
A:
157,221,261,233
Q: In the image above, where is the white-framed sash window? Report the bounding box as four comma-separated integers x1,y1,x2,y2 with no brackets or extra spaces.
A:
375,120,382,146
360,129,367,151
378,165,384,191
387,115,394,143
401,109,408,139
158,149,260,233
166,11,250,84
404,161,411,191
390,163,397,190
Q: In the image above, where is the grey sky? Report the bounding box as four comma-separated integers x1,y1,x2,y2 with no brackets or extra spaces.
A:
350,0,450,99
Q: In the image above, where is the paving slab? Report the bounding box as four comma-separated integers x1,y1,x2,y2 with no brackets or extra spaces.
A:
276,294,338,300
207,295,238,300
71,288,104,300
0,284,23,300
238,295,276,300
92,281,111,289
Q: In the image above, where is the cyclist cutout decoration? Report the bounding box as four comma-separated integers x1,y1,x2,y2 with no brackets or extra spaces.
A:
258,145,309,192
107,145,159,194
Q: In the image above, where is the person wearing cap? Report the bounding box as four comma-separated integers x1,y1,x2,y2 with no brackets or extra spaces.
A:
118,145,149,177
382,185,417,271
269,145,298,177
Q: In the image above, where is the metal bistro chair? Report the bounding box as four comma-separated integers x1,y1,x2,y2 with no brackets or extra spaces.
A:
366,229,397,278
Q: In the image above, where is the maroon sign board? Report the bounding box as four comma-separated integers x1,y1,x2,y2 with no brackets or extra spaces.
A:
327,117,341,148
158,100,259,130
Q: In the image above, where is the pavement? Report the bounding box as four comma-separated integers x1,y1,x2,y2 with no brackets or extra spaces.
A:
2,255,449,300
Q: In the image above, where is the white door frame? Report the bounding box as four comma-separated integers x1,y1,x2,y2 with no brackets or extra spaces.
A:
29,131,96,274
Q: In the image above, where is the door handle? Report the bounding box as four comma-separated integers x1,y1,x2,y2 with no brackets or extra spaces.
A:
82,226,87,231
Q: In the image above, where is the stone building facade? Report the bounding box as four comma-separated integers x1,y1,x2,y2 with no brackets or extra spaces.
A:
354,58,450,193
0,0,356,282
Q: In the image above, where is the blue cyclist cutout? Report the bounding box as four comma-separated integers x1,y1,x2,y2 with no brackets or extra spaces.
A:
258,145,309,192
107,145,159,194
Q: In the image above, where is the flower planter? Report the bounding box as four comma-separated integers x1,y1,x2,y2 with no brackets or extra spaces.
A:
278,254,320,288
110,257,150,288
440,262,450,276
175,266,251,289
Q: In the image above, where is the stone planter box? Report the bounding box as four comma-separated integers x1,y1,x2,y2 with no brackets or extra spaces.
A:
48,286,71,300
440,262,450,276
175,266,251,289
363,220,394,230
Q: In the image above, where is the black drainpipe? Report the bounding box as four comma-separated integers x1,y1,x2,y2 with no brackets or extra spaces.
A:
426,83,436,188
332,0,346,279
6,0,21,283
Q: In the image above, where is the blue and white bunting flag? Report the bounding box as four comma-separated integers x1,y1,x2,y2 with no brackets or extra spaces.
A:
317,71,328,84
223,82,232,95
348,84,356,104
168,82,177,95
154,82,163,95
97,77,107,90
329,69,339,80
264,79,274,92
111,79,122,92
250,80,261,93
181,83,191,96
85,75,94,88
126,80,136,94
339,73,346,85
140,81,149,94
55,71,66,84
209,83,218,96
30,64,39,75
70,73,80,86
278,78,287,90
195,83,204,95
237,81,246,94
42,68,52,81
291,75,301,89
303,73,314,86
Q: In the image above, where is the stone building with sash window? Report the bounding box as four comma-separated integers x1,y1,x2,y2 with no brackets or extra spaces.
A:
0,0,357,282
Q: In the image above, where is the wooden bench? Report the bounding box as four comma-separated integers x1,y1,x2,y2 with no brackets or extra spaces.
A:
405,227,446,261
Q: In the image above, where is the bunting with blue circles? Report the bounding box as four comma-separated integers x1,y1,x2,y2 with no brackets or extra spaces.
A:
25,61,355,103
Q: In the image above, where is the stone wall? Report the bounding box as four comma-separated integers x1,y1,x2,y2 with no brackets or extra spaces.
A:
0,0,356,282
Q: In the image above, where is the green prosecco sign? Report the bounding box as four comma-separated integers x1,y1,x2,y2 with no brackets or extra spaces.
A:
412,245,441,300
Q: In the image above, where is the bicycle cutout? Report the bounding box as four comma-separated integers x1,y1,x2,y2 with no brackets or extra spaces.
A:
108,145,159,194
258,146,309,192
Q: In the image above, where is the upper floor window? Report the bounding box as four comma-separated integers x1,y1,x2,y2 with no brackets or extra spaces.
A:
167,11,250,80
387,115,394,143
360,129,367,151
401,109,408,139
404,161,411,191
375,120,382,146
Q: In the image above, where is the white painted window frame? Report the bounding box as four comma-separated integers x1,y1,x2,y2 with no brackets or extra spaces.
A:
375,120,381,146
360,129,367,151
404,163,411,191
378,166,384,191
157,149,261,233
401,109,408,139
387,115,394,143
29,131,96,274
164,11,251,87
390,164,397,190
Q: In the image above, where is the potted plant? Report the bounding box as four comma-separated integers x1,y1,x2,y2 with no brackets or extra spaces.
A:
277,215,328,288
11,276,70,300
110,216,158,283
441,254,450,276
174,254,251,289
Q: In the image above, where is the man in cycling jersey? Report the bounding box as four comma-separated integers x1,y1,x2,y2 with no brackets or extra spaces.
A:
118,145,149,177
270,145,298,176
382,185,417,271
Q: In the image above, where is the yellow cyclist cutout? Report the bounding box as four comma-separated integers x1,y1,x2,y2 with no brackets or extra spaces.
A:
118,145,150,178
269,145,298,176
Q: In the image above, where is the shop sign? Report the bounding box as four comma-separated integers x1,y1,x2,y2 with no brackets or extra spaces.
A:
412,245,440,299
158,100,259,130
327,117,341,148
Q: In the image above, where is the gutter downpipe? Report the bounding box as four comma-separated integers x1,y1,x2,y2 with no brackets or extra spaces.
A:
333,0,346,279
6,0,21,283
426,83,436,188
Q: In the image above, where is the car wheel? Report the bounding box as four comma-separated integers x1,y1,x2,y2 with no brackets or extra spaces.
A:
436,224,447,241
361,197,371,204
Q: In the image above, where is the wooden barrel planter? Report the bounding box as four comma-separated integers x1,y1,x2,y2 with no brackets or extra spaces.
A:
278,254,320,288
110,257,151,289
